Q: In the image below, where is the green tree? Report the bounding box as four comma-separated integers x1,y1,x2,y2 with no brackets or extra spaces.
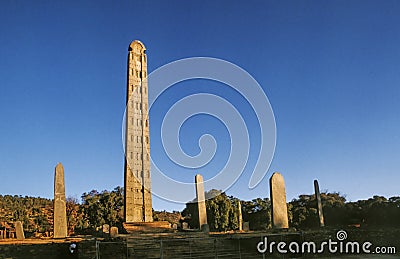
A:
242,198,271,230
183,190,240,231
66,197,84,235
321,192,346,226
79,187,124,232
206,192,233,231
289,195,318,229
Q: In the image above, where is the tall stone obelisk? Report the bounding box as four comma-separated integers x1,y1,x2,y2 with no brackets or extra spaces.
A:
54,163,67,238
195,174,208,229
269,172,289,229
238,200,243,231
314,179,325,227
124,40,153,223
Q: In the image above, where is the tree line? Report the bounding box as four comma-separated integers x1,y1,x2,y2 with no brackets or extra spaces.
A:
183,190,400,231
1,188,399,235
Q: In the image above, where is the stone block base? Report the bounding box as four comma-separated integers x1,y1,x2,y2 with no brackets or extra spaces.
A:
123,221,172,233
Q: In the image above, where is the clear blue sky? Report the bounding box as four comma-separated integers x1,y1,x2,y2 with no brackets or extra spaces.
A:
1,0,399,211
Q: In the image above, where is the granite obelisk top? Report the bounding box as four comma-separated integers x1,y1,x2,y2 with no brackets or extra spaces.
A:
269,172,289,229
195,174,208,229
54,163,67,238
314,179,325,227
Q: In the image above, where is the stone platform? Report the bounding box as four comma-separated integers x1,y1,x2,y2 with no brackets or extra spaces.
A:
123,221,172,233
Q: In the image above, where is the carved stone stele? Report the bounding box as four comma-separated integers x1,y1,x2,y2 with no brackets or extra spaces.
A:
124,40,152,223
314,179,325,227
195,174,208,229
54,163,67,238
15,221,25,240
270,172,289,229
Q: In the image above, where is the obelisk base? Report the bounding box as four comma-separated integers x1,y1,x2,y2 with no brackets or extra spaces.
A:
123,222,172,233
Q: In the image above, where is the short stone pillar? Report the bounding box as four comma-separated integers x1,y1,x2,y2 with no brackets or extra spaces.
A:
102,224,110,234
243,222,250,231
238,200,243,231
314,180,325,227
201,224,210,233
269,172,289,229
195,174,208,230
54,163,68,238
182,222,188,230
110,227,118,238
15,221,25,240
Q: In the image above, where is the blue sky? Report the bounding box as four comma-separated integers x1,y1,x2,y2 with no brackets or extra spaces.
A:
0,0,399,211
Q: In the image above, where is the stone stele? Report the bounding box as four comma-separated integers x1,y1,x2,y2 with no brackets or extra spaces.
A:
102,224,110,234
110,227,119,238
242,222,250,231
15,221,25,240
124,40,152,223
122,40,171,233
314,179,325,227
195,174,208,229
54,163,67,238
182,222,189,230
238,200,243,231
269,172,289,229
